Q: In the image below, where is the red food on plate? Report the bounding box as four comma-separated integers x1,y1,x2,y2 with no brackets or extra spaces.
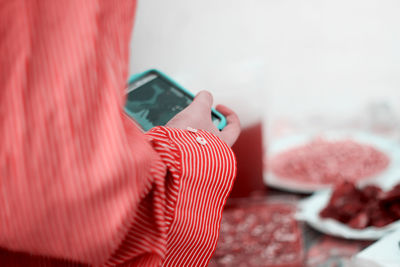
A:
381,184,400,202
210,202,303,267
319,181,400,229
270,138,389,186
348,212,369,229
361,185,384,200
319,181,364,223
389,203,400,218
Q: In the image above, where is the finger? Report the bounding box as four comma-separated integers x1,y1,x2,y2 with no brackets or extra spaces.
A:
216,104,241,146
191,90,213,111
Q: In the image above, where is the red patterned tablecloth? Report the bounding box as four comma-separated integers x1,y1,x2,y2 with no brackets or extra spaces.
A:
210,193,372,267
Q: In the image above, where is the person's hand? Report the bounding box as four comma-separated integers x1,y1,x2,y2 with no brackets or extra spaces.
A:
166,91,241,147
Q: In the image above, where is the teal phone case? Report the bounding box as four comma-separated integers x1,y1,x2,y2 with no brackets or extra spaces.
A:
125,69,227,130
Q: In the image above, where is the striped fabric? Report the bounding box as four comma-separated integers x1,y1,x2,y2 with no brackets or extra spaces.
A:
0,0,237,266
108,127,236,266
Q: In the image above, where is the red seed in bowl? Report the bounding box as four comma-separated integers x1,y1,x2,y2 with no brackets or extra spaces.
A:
270,138,390,186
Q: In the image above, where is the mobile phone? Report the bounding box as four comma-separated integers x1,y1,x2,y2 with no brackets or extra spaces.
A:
125,69,227,131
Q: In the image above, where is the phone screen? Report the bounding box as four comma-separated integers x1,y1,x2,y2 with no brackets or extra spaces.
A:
125,71,221,131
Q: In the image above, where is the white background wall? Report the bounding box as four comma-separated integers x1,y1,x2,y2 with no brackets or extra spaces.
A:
129,0,400,128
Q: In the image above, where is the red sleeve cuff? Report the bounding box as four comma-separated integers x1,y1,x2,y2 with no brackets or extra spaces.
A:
147,127,237,267
108,126,237,266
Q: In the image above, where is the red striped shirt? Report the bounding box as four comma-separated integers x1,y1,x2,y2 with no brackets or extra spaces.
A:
0,0,237,266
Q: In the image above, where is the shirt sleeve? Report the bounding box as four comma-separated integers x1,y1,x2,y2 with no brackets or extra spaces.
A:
0,0,237,265
107,126,237,266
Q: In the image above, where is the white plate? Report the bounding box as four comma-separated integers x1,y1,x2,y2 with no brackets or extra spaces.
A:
263,131,400,193
297,189,400,240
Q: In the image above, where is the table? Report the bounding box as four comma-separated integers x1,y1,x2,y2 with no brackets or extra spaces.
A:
211,188,373,267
